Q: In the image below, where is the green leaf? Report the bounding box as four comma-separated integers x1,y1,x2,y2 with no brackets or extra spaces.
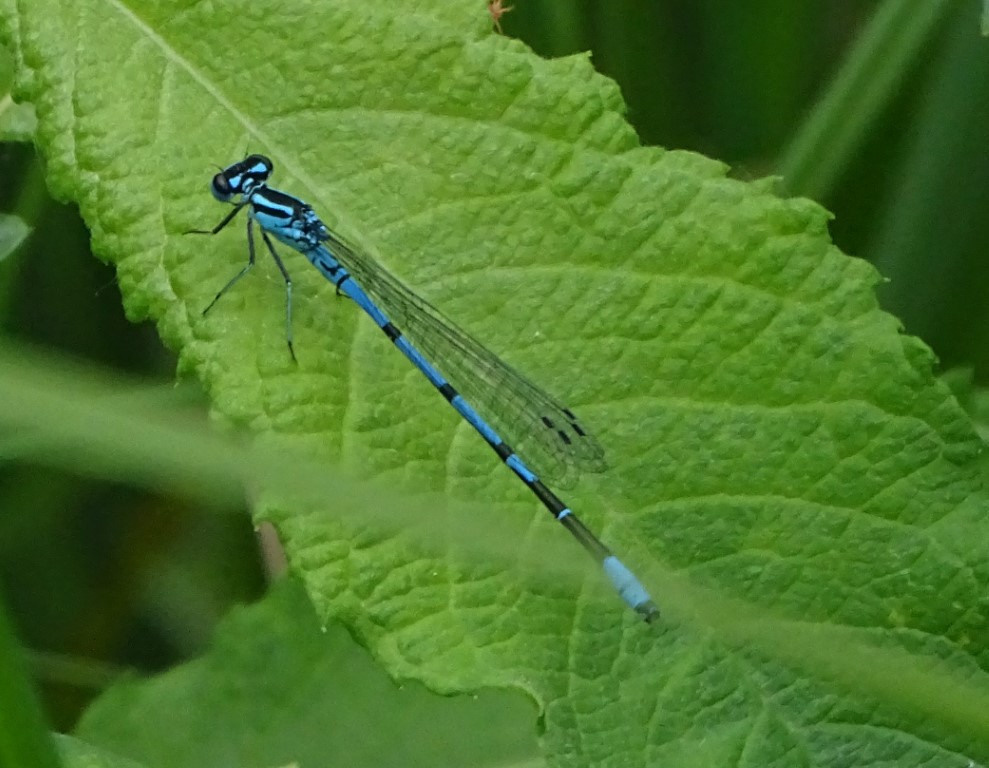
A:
75,578,540,768
778,0,956,198
2,0,988,766
0,212,30,261
56,735,149,768
940,368,989,459
0,598,63,768
0,41,35,140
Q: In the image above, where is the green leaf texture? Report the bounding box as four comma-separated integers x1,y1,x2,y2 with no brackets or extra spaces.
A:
0,41,35,140
2,0,987,765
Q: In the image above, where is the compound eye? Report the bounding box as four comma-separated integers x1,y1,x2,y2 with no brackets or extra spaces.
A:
210,172,234,202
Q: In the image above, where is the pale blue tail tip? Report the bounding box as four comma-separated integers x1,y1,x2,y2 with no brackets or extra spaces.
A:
603,555,659,623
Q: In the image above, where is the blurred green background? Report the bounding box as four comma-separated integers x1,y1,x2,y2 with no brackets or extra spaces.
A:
1,0,986,732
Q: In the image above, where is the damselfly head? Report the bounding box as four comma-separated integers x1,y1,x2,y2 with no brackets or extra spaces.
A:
209,171,234,202
210,154,274,201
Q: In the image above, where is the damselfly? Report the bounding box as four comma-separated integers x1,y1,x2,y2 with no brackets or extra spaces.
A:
190,155,658,622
